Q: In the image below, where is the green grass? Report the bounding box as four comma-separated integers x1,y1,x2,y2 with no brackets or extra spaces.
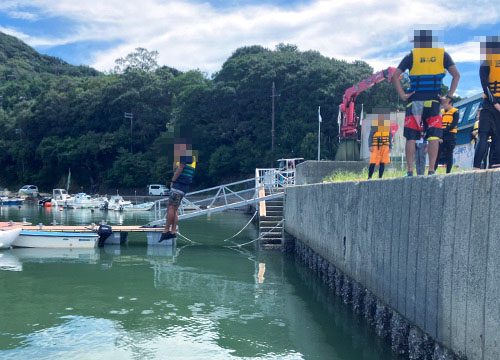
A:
323,166,465,183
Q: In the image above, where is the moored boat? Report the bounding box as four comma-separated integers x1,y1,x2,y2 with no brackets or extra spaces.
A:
13,231,99,248
0,197,24,206
122,202,154,211
51,189,72,207
0,228,22,249
104,195,132,211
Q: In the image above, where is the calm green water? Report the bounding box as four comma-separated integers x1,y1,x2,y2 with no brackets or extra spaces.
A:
0,205,397,359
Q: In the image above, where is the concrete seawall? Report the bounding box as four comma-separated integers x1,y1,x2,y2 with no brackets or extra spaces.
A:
284,170,500,360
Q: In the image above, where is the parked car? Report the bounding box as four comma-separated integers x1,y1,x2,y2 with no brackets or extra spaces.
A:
18,185,39,197
148,184,168,196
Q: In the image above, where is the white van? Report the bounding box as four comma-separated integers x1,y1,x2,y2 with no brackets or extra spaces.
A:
148,184,168,196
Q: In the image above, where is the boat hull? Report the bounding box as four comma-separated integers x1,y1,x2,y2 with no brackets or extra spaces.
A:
0,199,24,206
13,231,98,248
0,228,22,249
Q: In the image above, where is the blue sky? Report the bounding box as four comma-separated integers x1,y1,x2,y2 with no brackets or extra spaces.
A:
1,0,499,98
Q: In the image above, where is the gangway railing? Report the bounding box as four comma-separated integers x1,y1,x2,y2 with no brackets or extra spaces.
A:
255,168,296,188
150,171,294,225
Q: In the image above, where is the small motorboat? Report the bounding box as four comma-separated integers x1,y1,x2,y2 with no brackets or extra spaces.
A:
105,195,132,211
0,228,22,249
38,198,52,207
51,189,71,207
66,193,94,209
13,231,99,248
0,197,24,206
122,202,155,211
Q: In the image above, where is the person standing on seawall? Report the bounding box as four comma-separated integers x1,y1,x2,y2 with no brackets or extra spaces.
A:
473,36,500,170
435,96,458,173
368,116,392,179
392,29,460,176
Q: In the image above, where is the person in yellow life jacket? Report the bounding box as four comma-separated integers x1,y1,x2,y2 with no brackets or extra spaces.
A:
161,140,197,242
368,118,392,179
392,29,460,176
434,96,458,173
473,36,500,169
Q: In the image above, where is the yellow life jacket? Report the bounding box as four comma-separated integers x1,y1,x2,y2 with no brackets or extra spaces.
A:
441,107,458,134
485,54,500,97
409,48,445,92
371,130,391,147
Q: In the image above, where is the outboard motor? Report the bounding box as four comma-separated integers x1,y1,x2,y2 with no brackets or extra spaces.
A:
101,201,108,210
97,225,113,247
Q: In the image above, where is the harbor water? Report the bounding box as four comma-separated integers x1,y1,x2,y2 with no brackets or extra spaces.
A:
0,205,398,359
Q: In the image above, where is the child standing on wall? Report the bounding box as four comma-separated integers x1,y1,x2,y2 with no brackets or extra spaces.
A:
368,114,392,179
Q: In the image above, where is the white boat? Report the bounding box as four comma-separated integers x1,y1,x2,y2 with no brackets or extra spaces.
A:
104,195,132,211
0,197,24,206
122,202,154,211
13,231,99,248
67,193,94,209
0,228,22,249
91,196,108,209
51,189,71,207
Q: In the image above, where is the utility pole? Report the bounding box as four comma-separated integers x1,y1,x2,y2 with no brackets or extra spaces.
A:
271,82,280,152
124,112,133,152
15,128,24,182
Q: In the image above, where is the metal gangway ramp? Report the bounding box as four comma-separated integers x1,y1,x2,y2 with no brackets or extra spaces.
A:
148,168,295,226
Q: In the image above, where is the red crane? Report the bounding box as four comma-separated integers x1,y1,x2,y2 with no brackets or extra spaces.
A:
338,67,397,140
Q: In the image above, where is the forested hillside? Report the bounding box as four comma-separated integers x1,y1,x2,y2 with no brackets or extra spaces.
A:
0,33,400,192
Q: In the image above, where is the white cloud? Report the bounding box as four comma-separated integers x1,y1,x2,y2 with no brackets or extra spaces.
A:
7,10,38,20
0,26,32,42
1,0,499,76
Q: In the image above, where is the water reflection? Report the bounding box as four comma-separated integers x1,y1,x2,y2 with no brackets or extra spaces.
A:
0,209,396,359
0,205,155,227
0,251,22,271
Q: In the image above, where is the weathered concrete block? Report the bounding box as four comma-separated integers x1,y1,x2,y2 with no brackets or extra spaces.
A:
465,171,491,360
432,343,459,360
436,174,459,347
364,290,377,326
370,181,384,300
334,269,344,297
355,180,370,285
327,263,336,290
380,179,394,304
389,178,404,310
375,301,392,341
406,176,424,323
352,281,365,314
485,170,500,360
408,327,435,360
450,173,474,358
415,175,432,333
398,177,412,317
295,160,369,185
425,175,445,340
391,312,410,355
341,276,352,305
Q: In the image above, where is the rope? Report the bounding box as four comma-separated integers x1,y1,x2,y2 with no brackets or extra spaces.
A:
176,231,199,245
222,211,258,242
226,219,284,248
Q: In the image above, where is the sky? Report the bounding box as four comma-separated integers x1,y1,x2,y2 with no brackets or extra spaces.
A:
0,0,499,98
